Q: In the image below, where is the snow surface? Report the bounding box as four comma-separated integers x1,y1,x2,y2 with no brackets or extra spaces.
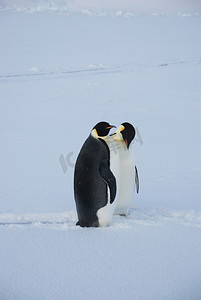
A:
0,1,201,299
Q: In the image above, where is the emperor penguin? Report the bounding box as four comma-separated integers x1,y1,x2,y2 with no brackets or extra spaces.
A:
74,121,119,227
111,122,139,216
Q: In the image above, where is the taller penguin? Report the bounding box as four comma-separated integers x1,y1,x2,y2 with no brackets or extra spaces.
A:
111,122,139,216
74,121,118,227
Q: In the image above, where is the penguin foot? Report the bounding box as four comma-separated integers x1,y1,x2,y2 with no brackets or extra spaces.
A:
76,220,99,228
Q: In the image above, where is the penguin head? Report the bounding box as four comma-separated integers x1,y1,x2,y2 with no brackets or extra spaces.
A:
111,122,135,148
91,121,116,139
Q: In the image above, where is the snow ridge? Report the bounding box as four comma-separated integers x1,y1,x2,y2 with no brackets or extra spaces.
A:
0,3,200,17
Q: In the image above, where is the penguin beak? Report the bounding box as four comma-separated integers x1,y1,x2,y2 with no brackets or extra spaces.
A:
106,125,116,129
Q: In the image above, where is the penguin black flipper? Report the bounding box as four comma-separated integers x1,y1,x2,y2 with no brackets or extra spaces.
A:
98,138,117,204
99,160,116,204
135,166,139,193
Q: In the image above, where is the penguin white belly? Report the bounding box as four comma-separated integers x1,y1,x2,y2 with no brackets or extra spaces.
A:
114,142,135,215
97,136,120,226
97,185,113,227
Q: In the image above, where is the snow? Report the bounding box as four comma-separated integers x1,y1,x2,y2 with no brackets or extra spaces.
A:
0,1,201,299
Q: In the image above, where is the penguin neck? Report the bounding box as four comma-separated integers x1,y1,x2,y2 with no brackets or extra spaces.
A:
127,141,134,151
115,139,134,153
91,129,107,141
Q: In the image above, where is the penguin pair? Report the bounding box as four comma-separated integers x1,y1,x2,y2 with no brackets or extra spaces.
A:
74,121,139,227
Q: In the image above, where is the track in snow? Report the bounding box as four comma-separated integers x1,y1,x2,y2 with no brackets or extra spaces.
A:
0,59,200,82
0,207,201,229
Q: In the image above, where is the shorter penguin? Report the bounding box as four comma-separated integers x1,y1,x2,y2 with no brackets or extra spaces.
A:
111,122,139,216
74,121,117,227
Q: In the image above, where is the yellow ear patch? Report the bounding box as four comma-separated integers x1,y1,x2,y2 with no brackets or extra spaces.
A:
91,128,99,139
120,125,125,132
